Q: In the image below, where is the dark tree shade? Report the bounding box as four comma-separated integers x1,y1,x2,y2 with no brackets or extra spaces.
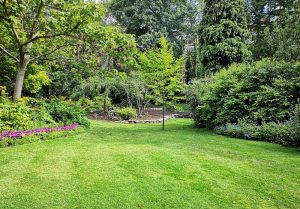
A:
199,0,252,75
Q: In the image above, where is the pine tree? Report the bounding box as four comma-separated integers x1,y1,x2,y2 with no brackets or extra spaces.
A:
199,0,252,75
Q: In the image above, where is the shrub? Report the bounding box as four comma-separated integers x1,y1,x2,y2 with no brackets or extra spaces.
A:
193,60,300,128
46,99,90,127
0,102,56,132
115,107,137,120
77,98,95,112
215,108,300,146
77,96,111,112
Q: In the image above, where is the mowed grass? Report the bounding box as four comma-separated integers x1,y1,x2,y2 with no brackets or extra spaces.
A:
0,119,299,209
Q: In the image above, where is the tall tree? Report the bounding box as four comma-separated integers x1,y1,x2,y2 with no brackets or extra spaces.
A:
138,37,185,129
0,0,103,101
199,0,252,75
109,0,187,56
248,0,300,61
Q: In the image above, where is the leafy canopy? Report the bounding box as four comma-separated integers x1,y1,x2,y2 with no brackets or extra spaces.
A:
138,37,185,106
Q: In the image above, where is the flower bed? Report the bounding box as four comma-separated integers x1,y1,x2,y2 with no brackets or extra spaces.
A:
0,124,78,139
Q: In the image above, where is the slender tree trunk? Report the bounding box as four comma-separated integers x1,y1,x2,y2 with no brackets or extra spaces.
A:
162,99,165,130
104,96,108,112
13,53,30,102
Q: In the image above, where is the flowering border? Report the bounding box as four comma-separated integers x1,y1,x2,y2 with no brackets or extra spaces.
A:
0,124,78,139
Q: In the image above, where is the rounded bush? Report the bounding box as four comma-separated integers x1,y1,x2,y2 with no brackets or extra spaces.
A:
115,107,137,120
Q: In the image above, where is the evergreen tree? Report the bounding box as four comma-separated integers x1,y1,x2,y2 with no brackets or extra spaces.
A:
199,0,252,75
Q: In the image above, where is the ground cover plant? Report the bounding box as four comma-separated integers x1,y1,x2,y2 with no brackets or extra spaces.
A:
0,119,299,208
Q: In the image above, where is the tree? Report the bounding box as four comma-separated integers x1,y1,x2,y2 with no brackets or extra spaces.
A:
199,0,252,75
109,0,187,56
0,0,104,101
248,0,300,61
138,37,185,129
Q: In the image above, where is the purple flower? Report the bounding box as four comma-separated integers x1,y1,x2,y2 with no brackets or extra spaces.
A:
0,124,78,140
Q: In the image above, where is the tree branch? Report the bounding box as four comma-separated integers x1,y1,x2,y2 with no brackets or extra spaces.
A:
0,14,9,22
22,20,83,46
2,0,21,47
29,0,44,39
0,45,19,62
22,33,64,46
30,43,76,61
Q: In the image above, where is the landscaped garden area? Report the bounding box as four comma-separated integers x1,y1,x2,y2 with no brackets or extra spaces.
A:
0,119,299,208
0,0,299,208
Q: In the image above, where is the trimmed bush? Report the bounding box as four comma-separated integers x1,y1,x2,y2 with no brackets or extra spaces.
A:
115,107,137,120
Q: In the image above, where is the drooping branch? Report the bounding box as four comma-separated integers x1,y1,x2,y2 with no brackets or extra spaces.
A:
0,45,19,62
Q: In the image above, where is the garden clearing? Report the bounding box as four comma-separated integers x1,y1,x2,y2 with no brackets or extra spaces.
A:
0,119,299,208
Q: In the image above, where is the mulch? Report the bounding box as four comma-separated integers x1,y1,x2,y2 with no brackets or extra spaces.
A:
88,108,185,121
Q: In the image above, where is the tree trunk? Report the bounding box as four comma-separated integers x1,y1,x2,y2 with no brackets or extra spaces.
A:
162,100,165,130
13,54,30,102
104,96,108,112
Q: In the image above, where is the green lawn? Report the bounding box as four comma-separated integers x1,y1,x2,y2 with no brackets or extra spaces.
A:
0,119,299,209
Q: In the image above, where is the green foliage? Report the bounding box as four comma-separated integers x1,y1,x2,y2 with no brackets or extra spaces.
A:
215,108,300,146
24,70,52,94
0,102,56,132
0,0,107,100
46,99,90,127
138,37,185,106
115,107,137,120
77,96,112,112
249,0,300,61
199,0,252,75
109,0,188,55
193,60,300,128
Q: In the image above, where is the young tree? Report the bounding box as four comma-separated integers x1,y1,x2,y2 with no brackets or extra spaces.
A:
0,0,103,101
138,37,185,129
199,0,252,75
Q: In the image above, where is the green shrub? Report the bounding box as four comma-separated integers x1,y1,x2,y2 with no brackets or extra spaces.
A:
115,107,137,120
77,96,111,112
193,60,300,128
46,99,90,127
0,102,56,132
215,108,300,146
77,98,95,112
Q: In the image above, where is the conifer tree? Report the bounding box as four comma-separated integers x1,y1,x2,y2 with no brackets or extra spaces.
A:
199,0,252,75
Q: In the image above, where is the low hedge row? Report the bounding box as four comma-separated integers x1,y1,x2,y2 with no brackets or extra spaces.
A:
215,116,300,146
